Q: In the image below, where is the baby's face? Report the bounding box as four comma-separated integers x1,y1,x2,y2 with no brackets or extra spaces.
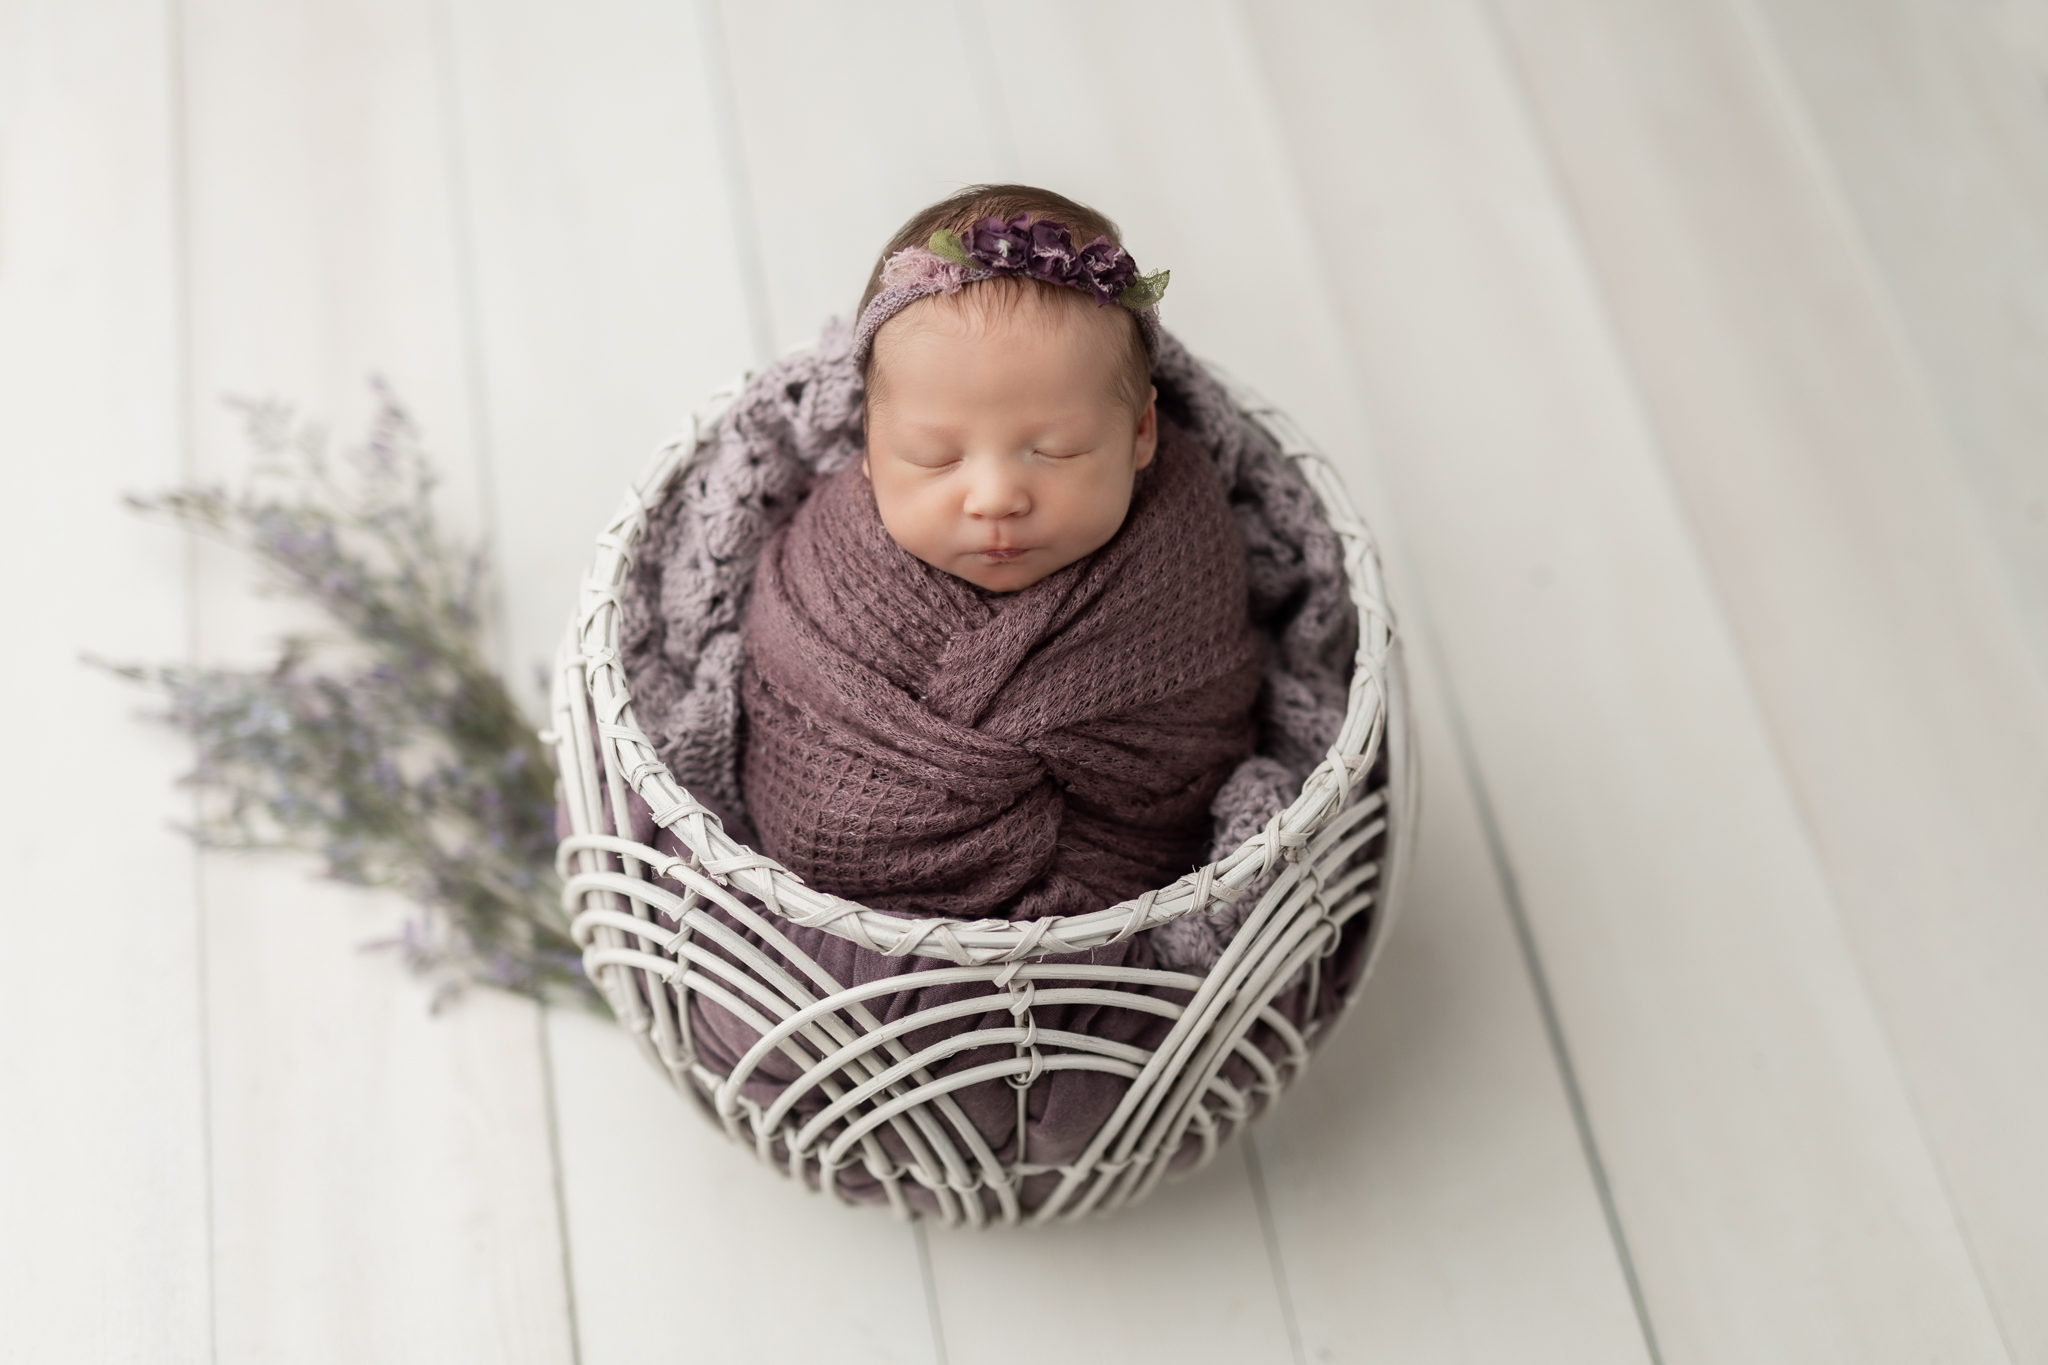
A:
863,293,1156,593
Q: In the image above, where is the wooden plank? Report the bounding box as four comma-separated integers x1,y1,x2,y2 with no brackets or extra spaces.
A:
1485,0,2048,1356
433,0,763,703
1750,0,2048,658
972,4,1655,1359
1252,661,1653,1364
1745,18,2048,1345
925,1147,1294,1365
715,0,1003,351
1246,0,2012,1358
433,1,940,1357
178,1,573,1359
546,1012,937,1364
0,4,213,1360
1991,0,2048,88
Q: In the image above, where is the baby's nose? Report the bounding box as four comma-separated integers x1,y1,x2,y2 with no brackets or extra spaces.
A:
961,461,1031,519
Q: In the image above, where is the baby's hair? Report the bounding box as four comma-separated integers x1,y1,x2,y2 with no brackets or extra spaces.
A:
859,184,1153,413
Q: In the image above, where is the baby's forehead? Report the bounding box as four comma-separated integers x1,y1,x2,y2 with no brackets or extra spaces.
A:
869,284,1142,407
887,282,1125,344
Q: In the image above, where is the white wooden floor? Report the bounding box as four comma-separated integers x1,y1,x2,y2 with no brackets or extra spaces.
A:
7,1,2048,1361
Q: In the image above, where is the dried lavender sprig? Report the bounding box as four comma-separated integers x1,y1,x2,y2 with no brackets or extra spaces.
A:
106,385,600,1013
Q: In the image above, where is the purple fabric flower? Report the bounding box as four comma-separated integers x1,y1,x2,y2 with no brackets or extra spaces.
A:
967,213,1033,272
960,215,1141,304
1027,219,1079,285
1075,237,1138,303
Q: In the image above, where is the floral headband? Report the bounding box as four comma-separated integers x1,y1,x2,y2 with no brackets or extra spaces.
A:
853,213,1170,364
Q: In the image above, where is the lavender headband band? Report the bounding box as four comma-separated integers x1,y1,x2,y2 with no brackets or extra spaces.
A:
853,213,1170,364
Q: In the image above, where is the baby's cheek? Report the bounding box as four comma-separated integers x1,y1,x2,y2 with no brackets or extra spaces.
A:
873,483,943,559
1079,471,1137,548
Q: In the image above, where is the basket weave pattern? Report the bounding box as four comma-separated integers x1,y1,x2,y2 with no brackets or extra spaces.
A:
549,377,1412,1226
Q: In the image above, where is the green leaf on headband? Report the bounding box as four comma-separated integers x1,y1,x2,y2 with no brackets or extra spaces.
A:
927,230,973,266
1118,269,1170,312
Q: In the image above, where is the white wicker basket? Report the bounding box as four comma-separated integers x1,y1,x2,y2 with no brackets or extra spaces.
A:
549,373,1414,1226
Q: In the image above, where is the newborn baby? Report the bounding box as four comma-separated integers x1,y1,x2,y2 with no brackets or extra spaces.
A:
611,185,1359,1212
739,188,1266,920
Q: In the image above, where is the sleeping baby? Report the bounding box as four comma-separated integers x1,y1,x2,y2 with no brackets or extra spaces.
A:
738,186,1267,923
614,184,1360,1210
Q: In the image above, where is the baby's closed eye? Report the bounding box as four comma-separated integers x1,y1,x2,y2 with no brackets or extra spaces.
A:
890,445,964,469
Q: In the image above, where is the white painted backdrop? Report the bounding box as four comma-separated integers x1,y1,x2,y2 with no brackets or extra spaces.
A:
5,1,2047,1362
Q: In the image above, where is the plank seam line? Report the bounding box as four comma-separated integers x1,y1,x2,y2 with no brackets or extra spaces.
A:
948,0,1021,179
422,9,587,1358
692,0,776,368
166,0,219,1357
1242,1132,1309,1365
535,1011,585,1365
1431,622,1665,1365
911,1220,951,1365
426,0,508,670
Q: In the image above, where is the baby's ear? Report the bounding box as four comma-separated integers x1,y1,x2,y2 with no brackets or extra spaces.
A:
1132,387,1159,470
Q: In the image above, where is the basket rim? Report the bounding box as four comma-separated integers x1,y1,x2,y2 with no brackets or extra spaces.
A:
555,363,1401,968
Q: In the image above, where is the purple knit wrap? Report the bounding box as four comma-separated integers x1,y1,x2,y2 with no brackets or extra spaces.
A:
740,420,1264,921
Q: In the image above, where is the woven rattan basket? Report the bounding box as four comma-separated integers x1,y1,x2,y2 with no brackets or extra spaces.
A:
549,371,1413,1227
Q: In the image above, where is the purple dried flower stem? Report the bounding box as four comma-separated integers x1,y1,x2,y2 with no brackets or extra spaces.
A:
107,390,600,1013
